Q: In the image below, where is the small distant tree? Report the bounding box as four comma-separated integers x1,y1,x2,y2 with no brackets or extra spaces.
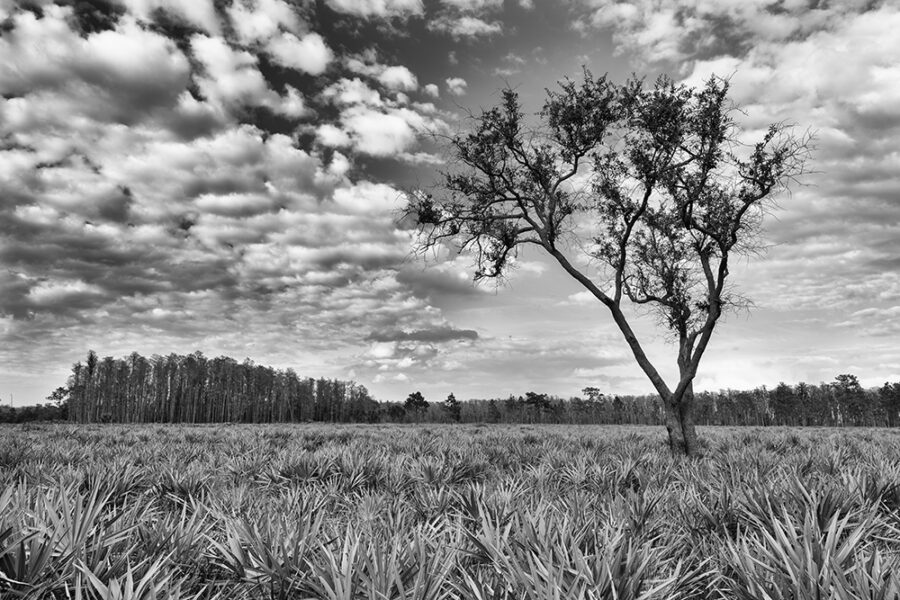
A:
442,392,461,422
405,72,809,455
404,391,429,418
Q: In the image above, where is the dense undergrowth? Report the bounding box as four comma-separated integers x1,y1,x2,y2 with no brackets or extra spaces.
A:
2,424,900,599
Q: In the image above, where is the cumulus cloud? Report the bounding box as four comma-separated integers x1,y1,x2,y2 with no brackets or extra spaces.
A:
339,106,417,156
266,32,333,75
190,35,275,107
445,77,467,96
377,66,418,91
322,77,385,106
226,0,301,43
316,124,353,148
0,8,191,123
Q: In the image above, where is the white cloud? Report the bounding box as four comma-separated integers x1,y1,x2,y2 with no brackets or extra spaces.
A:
317,124,352,147
191,34,279,110
574,0,883,66
341,106,419,156
373,372,410,383
0,9,191,121
445,77,468,96
266,32,333,75
333,181,405,215
562,291,595,305
226,0,301,43
429,15,502,38
325,0,423,18
377,66,418,91
323,78,384,106
277,85,307,118
27,280,105,307
423,83,440,97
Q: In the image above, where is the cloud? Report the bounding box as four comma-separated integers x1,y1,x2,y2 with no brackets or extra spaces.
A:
676,5,900,318
191,35,280,109
322,77,384,106
423,83,440,97
837,306,900,337
571,0,875,65
0,8,191,124
335,104,446,157
562,291,595,306
438,0,503,10
325,0,424,18
373,372,409,383
332,181,406,214
377,66,418,91
429,15,502,38
367,327,479,342
226,0,300,43
316,124,353,147
122,0,221,35
445,77,468,96
340,106,419,156
266,32,333,75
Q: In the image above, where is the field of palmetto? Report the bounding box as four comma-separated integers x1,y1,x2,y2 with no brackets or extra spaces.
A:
2,425,900,600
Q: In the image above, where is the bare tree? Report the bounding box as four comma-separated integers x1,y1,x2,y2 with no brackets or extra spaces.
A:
404,73,809,455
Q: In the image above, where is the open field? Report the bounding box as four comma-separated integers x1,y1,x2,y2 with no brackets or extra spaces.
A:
2,424,900,599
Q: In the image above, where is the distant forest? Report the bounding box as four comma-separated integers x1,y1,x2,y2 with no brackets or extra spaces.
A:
2,350,900,427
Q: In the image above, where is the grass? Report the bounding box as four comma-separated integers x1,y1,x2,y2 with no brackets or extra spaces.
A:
1,423,900,598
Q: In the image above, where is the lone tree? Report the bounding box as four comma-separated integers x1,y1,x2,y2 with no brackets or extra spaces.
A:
405,73,809,455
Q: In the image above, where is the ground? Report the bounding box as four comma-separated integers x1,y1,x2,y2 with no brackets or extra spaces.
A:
2,423,900,598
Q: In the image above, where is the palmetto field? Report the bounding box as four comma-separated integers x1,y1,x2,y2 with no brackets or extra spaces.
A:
2,424,900,599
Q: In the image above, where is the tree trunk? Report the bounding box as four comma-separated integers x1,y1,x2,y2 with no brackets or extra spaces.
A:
664,383,700,456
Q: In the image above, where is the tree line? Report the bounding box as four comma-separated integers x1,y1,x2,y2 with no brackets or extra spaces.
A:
2,351,899,427
60,350,379,424
438,375,900,427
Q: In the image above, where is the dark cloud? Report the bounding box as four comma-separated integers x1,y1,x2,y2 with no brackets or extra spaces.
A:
367,326,478,343
396,266,481,300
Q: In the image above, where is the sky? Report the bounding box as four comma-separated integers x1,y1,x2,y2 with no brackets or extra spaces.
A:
1,0,899,405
